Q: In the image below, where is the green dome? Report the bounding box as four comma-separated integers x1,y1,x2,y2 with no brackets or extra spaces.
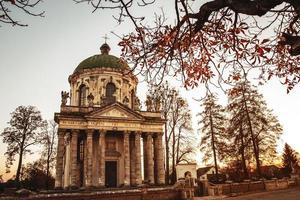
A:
74,43,129,73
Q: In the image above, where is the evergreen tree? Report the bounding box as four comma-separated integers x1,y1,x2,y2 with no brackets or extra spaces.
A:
226,112,251,179
199,93,227,183
227,81,282,178
282,143,298,176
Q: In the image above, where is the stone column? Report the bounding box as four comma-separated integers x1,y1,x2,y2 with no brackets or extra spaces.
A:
155,133,165,185
143,135,148,181
130,134,136,185
70,129,79,188
135,132,142,185
86,129,93,187
55,129,65,189
98,130,106,187
146,133,154,184
64,132,71,188
124,131,130,186
153,135,158,184
83,138,87,186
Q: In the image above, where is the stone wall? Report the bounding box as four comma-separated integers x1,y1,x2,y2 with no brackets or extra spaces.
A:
208,178,297,196
8,187,180,200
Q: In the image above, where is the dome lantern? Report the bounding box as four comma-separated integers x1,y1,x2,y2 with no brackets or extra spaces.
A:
100,43,110,55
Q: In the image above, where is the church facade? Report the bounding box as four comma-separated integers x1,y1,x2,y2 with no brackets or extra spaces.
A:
54,43,165,189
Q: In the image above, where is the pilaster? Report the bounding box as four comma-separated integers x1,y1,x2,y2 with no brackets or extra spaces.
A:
98,130,106,187
156,133,165,184
135,131,142,185
70,129,79,188
147,133,154,184
143,134,148,181
86,129,93,187
55,129,65,189
124,131,130,186
130,133,136,185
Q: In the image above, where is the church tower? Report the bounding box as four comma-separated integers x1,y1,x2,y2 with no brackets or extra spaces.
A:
54,43,165,189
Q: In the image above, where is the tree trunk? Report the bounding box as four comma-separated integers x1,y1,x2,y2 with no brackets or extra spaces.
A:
46,154,50,189
239,124,249,179
209,112,219,183
15,148,23,185
242,89,261,178
172,128,176,184
164,113,170,185
176,128,181,164
16,132,26,186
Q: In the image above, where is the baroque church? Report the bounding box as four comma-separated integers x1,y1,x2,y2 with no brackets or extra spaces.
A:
54,43,165,189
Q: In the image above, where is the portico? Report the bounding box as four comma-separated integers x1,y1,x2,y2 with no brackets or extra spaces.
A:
55,103,165,188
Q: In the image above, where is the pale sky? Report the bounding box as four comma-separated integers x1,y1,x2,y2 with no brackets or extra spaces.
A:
0,0,299,180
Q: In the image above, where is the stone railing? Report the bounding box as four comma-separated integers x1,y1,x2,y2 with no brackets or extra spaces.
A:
60,106,94,113
208,178,297,196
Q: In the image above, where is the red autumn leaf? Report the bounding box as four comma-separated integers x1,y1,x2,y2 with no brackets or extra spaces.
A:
223,44,230,49
263,47,271,52
257,46,264,56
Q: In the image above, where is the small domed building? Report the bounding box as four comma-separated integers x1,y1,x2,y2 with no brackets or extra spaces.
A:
54,43,165,189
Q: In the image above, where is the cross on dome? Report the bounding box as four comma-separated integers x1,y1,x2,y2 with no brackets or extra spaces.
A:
102,34,110,43
100,34,111,55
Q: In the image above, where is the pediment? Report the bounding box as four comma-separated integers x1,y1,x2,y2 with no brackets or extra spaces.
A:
87,103,144,120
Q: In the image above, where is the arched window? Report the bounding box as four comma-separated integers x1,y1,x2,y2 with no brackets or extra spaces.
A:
78,139,84,162
79,84,87,106
106,82,116,98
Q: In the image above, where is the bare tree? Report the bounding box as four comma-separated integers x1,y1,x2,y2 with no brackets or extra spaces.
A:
75,1,300,90
147,81,195,184
175,110,195,165
0,0,44,27
1,105,46,185
4,1,300,90
40,120,57,189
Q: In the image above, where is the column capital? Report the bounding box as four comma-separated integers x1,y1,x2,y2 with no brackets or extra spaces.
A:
146,132,153,137
57,128,67,133
57,129,67,138
86,129,94,136
72,129,80,135
65,132,71,145
135,131,142,135
156,132,163,138
57,132,65,138
123,132,130,139
124,130,131,135
99,129,106,134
